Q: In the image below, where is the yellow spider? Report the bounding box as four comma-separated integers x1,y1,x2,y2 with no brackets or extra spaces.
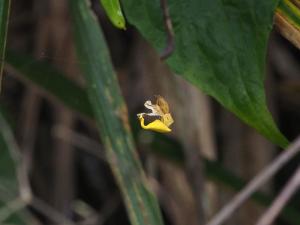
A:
137,96,174,133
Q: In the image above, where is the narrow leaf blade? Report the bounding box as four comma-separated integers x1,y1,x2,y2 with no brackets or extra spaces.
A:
0,0,11,91
275,0,300,49
70,0,164,225
100,0,126,29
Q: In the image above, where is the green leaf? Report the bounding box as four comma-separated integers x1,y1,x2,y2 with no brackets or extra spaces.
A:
100,0,126,29
5,51,300,224
277,0,300,30
70,0,164,225
122,0,289,147
274,0,300,50
0,0,10,91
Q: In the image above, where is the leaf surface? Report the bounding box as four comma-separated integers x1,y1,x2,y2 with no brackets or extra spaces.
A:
100,0,126,29
122,0,289,147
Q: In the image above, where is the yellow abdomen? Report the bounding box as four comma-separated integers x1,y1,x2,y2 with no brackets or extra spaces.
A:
139,117,171,133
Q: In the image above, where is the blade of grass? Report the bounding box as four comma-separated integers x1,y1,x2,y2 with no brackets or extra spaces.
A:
5,52,300,224
0,0,10,91
275,0,300,49
70,0,164,225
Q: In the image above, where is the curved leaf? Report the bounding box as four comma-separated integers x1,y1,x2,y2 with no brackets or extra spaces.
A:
70,0,164,225
122,0,289,147
100,0,126,29
0,0,11,91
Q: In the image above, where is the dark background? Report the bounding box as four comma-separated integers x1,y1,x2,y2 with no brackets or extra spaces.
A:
2,0,300,224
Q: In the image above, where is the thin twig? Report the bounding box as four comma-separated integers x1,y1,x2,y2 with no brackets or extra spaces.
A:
18,89,41,203
159,0,175,60
256,164,300,225
0,112,33,203
206,137,300,225
0,111,77,224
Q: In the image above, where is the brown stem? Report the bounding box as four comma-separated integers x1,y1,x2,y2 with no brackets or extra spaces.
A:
159,0,175,60
206,137,300,225
255,164,300,225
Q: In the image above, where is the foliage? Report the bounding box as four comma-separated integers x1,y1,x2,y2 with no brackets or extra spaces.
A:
70,0,164,224
1,0,300,224
6,50,300,225
100,0,126,29
275,0,300,49
122,0,289,147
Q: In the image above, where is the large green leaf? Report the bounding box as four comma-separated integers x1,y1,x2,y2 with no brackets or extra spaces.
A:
70,0,164,225
121,0,289,147
0,0,10,91
5,51,300,224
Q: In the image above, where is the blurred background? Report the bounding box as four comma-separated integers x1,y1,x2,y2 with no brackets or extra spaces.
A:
2,0,300,224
